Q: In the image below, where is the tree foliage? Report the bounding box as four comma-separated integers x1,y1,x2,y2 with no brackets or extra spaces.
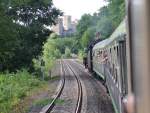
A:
50,33,59,39
77,0,125,49
81,27,95,48
76,14,92,38
64,47,71,58
0,0,62,72
7,0,63,26
0,9,19,71
33,36,77,76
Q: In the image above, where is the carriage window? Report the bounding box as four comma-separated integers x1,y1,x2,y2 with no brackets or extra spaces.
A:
96,51,99,57
96,51,98,56
97,50,101,57
115,68,118,84
100,51,102,57
112,64,115,78
114,47,116,50
96,51,100,58
116,46,119,58
93,51,95,56
109,48,112,74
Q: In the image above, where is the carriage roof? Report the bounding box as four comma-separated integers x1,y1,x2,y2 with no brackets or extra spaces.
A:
93,20,126,50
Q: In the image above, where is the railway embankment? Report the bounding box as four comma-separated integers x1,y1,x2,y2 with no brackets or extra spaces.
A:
0,61,61,113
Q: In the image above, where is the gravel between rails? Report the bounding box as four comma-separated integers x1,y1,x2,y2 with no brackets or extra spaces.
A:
50,60,79,113
64,60,88,113
67,59,115,113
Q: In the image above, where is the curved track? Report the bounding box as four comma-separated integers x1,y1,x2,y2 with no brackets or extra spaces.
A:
40,60,83,113
65,62,83,113
40,59,114,113
40,60,65,113
69,59,115,113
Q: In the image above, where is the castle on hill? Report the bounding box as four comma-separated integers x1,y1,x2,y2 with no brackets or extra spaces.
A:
52,15,78,37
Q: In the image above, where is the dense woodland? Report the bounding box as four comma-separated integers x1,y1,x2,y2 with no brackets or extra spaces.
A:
0,0,125,72
0,0,125,112
0,0,62,72
0,0,62,112
77,0,125,49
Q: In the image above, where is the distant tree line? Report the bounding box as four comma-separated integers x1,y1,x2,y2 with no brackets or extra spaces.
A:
33,34,77,76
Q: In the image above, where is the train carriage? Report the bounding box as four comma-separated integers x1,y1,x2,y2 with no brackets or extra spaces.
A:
84,1,150,113
90,20,128,113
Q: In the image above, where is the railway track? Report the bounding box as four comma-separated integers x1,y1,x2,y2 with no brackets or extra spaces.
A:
40,60,65,113
69,59,115,113
40,60,83,113
65,62,83,113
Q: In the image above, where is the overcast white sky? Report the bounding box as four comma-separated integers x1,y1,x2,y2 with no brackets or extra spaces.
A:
53,0,107,20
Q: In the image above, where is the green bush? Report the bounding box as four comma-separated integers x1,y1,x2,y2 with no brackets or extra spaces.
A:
64,47,71,58
0,69,43,113
78,50,85,60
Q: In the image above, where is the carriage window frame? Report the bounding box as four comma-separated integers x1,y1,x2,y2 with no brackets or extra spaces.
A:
92,50,95,57
114,45,120,86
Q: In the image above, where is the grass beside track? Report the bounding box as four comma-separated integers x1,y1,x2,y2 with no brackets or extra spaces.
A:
33,98,65,107
0,69,47,113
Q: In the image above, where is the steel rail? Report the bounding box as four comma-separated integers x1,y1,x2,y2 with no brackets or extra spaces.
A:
66,61,83,113
40,60,65,113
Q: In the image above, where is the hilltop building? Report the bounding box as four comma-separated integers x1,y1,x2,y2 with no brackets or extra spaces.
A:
51,18,64,36
51,15,78,37
63,15,71,30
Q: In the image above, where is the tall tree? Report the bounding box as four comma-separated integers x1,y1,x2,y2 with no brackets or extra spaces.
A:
106,0,125,27
0,0,62,71
81,27,96,48
0,12,19,71
76,0,125,52
76,14,92,38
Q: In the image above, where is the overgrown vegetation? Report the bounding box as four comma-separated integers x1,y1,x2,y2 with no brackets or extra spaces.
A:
33,34,78,77
0,69,45,113
0,0,62,112
33,98,65,107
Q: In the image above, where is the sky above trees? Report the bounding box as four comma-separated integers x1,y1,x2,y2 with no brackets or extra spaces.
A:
53,0,107,20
